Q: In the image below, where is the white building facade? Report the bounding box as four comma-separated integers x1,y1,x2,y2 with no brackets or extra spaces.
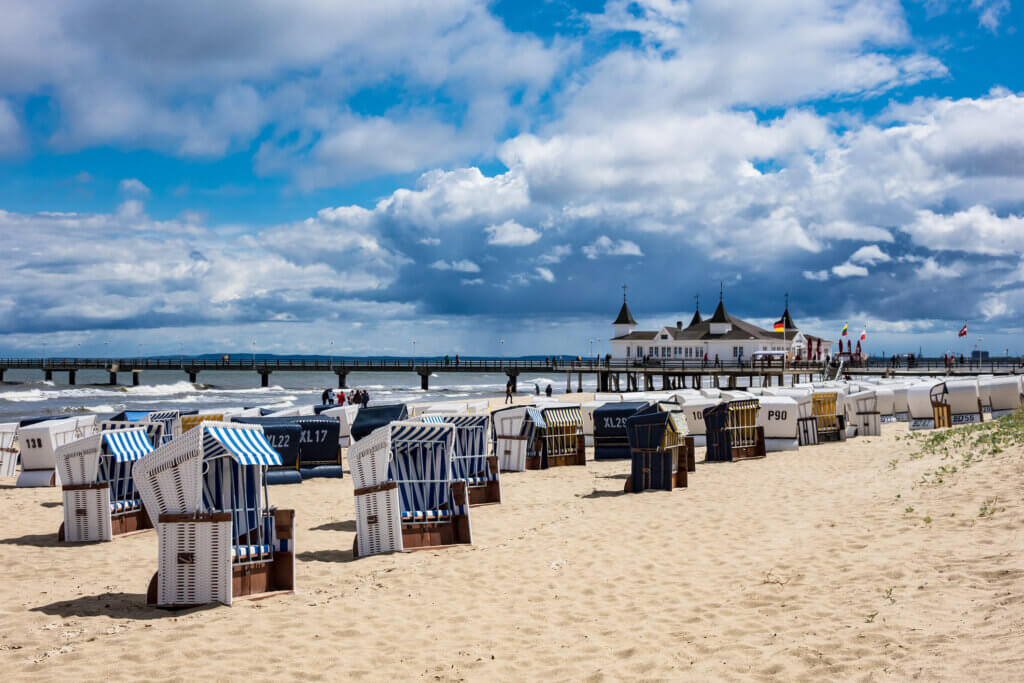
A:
610,297,831,362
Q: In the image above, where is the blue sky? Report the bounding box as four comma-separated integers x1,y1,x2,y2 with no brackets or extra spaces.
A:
1,0,1022,357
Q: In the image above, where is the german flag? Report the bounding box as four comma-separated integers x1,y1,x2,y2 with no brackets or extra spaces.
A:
773,319,785,332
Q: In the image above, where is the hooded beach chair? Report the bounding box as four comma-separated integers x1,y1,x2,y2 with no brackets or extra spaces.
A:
624,410,691,492
0,422,19,478
15,417,94,487
703,399,766,462
349,421,471,557
527,406,585,469
491,405,530,472
133,422,295,608
593,401,650,460
848,390,881,437
56,427,155,543
811,392,846,442
930,381,983,428
756,396,800,451
907,381,943,430
985,376,1023,419
421,414,499,505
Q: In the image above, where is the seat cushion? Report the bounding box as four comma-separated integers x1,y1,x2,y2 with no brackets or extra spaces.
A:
231,544,272,560
110,499,142,513
401,509,453,522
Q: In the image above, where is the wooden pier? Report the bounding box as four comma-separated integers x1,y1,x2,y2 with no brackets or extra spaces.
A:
1,356,1019,391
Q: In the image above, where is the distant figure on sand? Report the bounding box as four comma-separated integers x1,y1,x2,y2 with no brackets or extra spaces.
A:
545,384,553,397
505,380,513,404
534,383,540,395
321,388,334,405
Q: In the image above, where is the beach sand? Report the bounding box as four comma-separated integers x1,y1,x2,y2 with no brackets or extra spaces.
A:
1,397,1022,681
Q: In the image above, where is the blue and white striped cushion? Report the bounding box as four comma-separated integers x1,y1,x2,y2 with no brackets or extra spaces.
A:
231,544,272,560
401,509,453,522
109,499,142,513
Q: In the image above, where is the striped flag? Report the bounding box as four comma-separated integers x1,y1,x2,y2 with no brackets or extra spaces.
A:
841,322,848,336
958,322,967,337
773,318,785,332
860,328,867,341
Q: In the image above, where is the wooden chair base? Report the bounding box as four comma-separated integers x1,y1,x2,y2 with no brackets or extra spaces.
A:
146,554,295,608
58,508,152,543
467,480,501,506
351,513,472,558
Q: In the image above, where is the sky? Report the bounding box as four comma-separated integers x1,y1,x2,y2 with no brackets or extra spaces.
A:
1,0,1022,358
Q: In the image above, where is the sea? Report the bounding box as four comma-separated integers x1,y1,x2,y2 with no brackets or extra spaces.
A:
0,368,599,422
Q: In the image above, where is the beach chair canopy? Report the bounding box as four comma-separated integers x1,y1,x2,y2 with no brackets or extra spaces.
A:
202,425,282,466
523,407,547,429
231,417,302,468
101,429,154,462
350,404,408,442
541,406,583,429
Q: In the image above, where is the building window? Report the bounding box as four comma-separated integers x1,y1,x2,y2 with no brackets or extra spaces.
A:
649,347,657,357
625,346,630,357
674,347,681,357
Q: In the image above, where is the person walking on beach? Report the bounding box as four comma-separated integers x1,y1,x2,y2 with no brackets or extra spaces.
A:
505,380,513,404
362,390,370,407
337,390,346,405
321,388,334,405
534,382,540,395
545,383,553,397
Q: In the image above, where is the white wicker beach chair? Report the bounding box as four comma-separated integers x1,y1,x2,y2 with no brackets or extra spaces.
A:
56,427,154,543
350,421,471,557
133,421,295,608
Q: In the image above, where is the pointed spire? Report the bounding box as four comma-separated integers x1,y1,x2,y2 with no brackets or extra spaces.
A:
709,292,729,324
614,284,637,325
780,292,797,330
687,293,703,327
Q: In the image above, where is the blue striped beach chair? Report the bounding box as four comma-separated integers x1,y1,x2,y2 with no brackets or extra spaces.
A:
422,414,500,505
55,427,155,542
349,421,471,557
132,421,295,608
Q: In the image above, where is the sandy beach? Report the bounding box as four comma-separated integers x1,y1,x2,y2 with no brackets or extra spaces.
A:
1,397,1022,681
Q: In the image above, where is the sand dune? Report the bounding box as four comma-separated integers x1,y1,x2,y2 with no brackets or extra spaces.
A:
1,407,1022,681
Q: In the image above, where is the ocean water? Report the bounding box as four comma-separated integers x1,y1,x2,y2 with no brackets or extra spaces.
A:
0,368,599,421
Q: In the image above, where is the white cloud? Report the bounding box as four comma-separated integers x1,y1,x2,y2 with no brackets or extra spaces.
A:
832,262,869,278
980,294,1011,320
418,237,441,246
971,0,1011,31
849,244,891,265
537,244,572,265
0,2,570,176
915,257,961,279
484,219,540,246
582,235,643,260
803,270,829,281
534,266,555,282
430,259,480,273
119,178,151,195
904,206,1024,255
460,278,484,286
